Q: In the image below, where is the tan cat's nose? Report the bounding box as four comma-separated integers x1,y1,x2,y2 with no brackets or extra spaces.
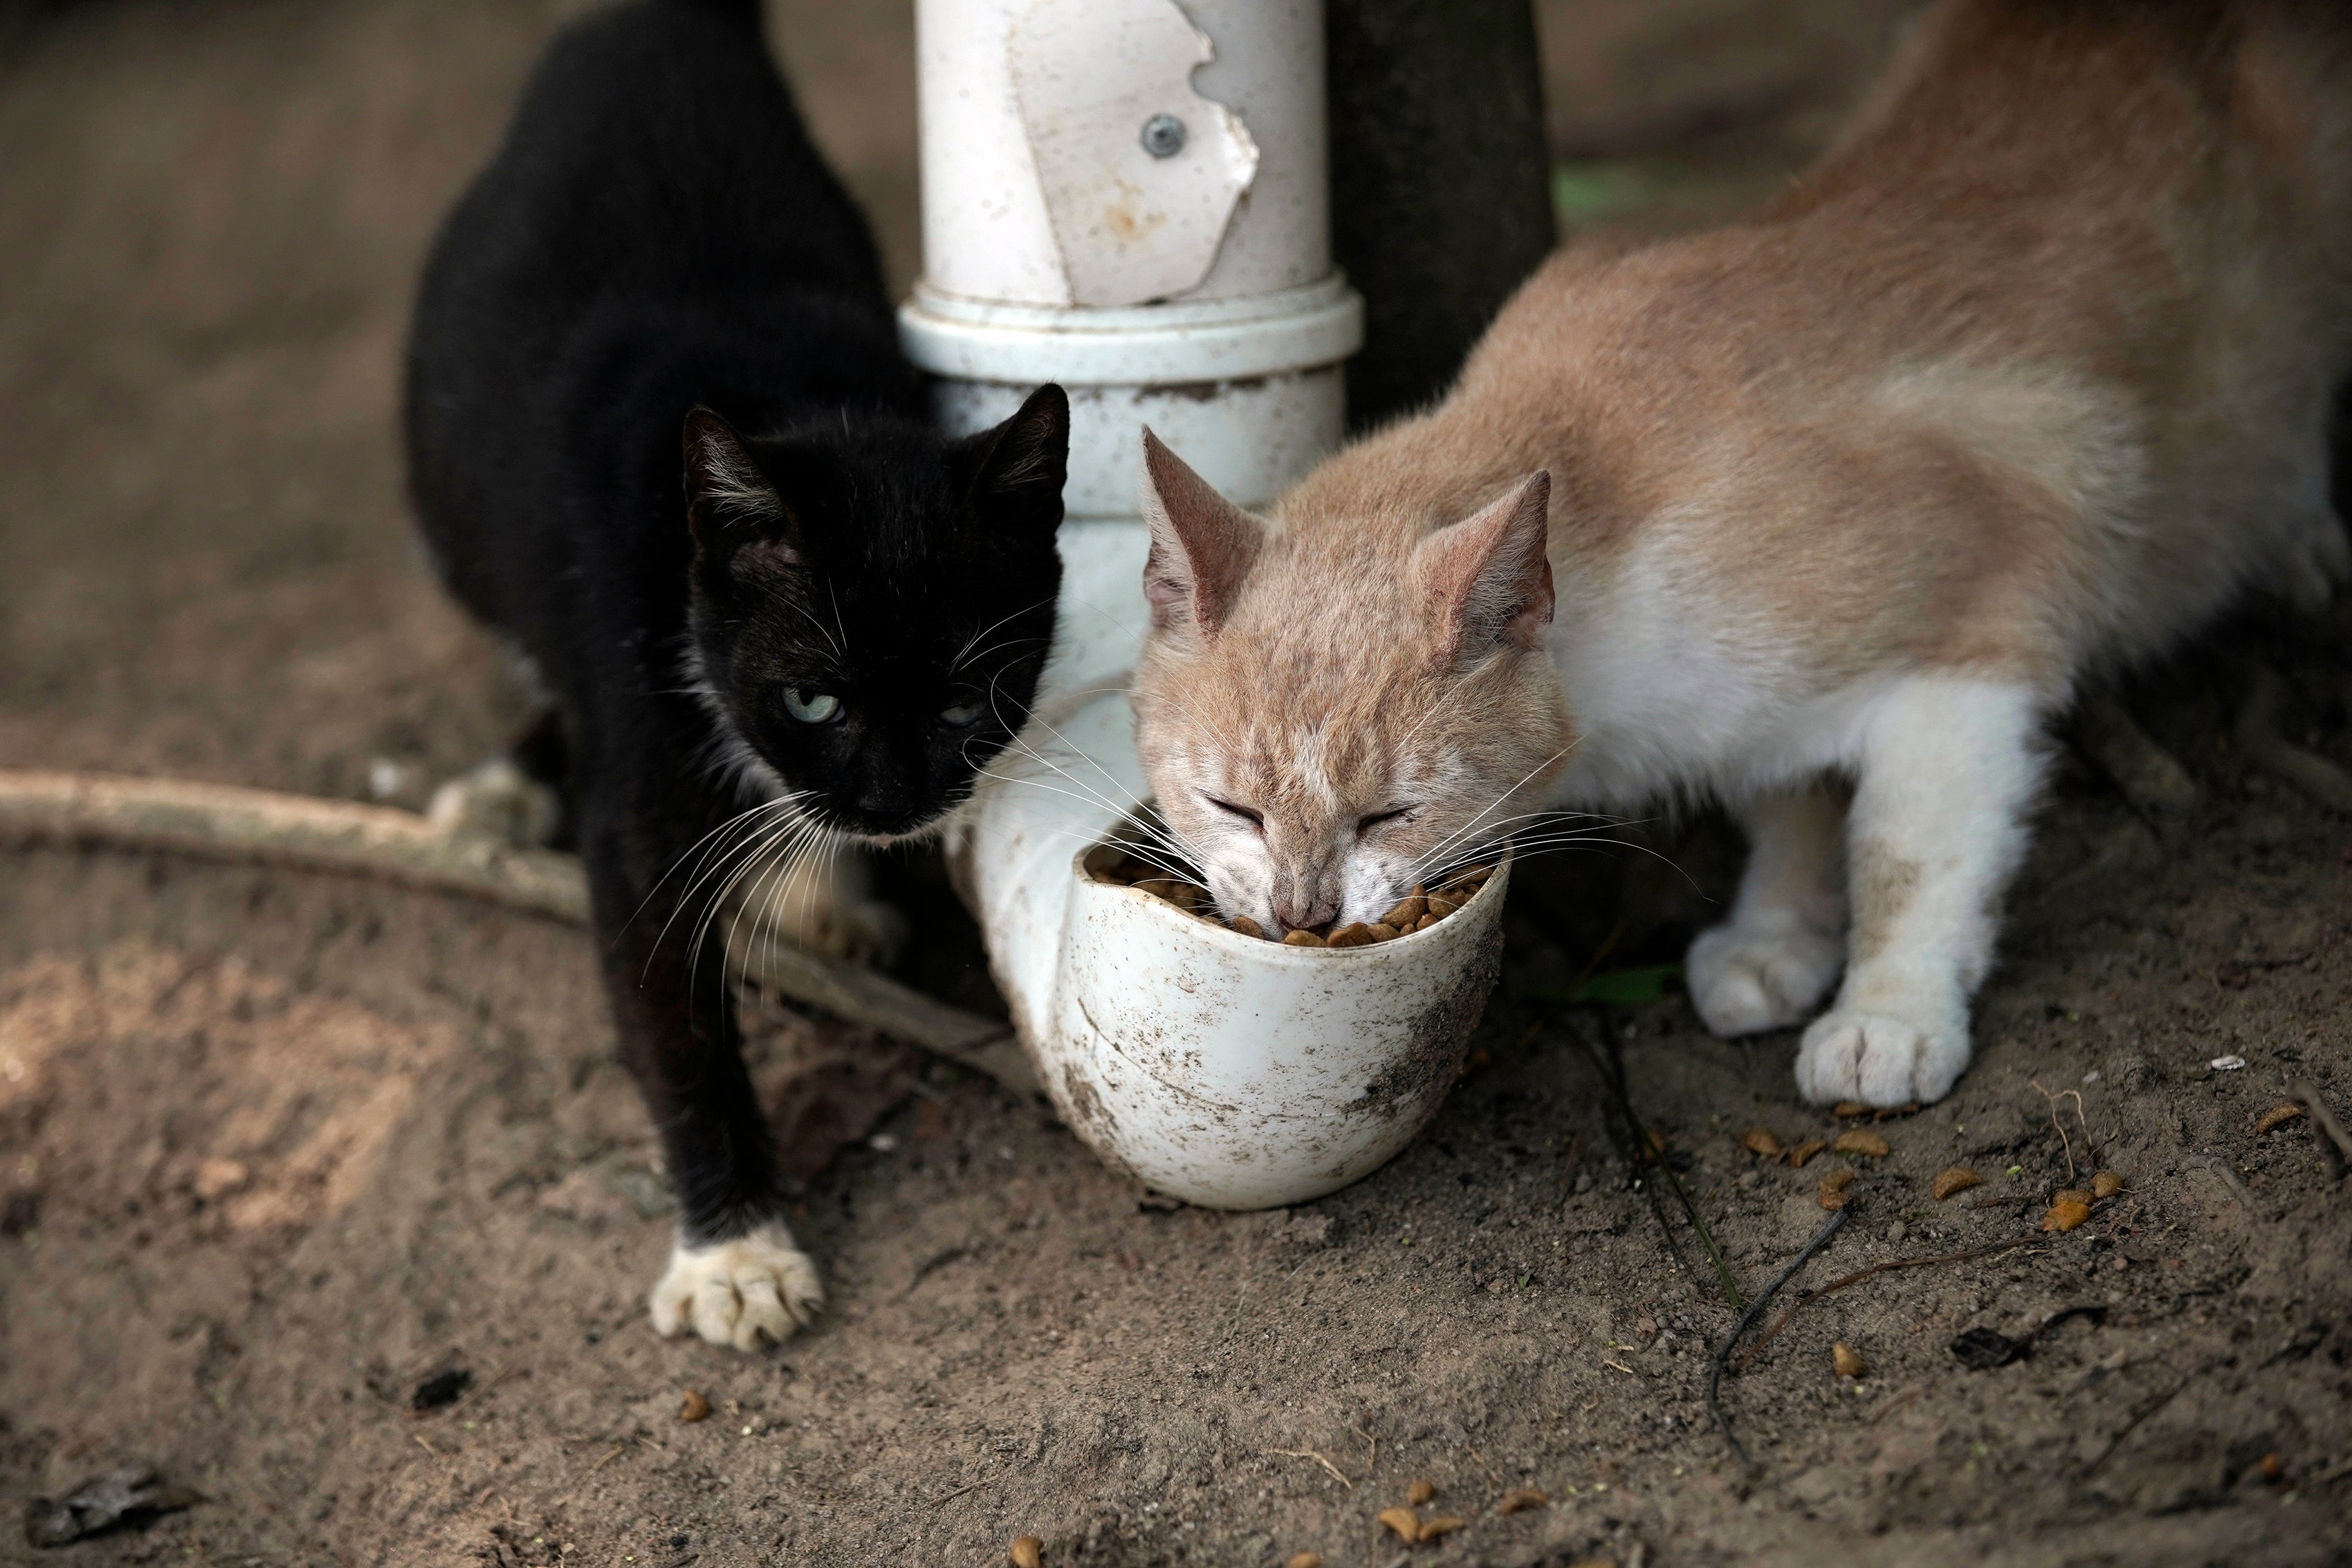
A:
1271,873,1339,934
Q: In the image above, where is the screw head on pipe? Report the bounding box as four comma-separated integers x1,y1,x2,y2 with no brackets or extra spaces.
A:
1139,113,1186,158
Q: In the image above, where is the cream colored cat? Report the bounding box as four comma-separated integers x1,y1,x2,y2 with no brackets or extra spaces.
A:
1131,0,2352,1107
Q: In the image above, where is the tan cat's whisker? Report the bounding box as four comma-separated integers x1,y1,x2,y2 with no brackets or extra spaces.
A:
1405,742,1579,880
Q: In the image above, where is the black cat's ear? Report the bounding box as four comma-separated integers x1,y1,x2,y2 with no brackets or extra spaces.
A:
957,383,1069,533
683,407,797,557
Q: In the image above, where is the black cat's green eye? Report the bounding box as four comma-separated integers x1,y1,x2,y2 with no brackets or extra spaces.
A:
784,688,842,724
940,699,986,727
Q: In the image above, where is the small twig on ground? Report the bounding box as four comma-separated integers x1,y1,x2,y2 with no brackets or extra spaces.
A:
2238,661,2352,812
2293,1080,2352,1180
2083,1372,2196,1475
1868,1387,1924,1423
1568,1022,1744,1310
1562,1028,1691,1281
1734,1237,2043,1372
2029,1080,2089,1180
1600,1357,1639,1378
2191,1155,2258,1212
1265,1450,1353,1491
1708,1206,1849,1473
929,1479,991,1508
440,1359,524,1419
414,1434,440,1459
0,768,1031,1089
1350,1425,1377,1475
1556,1132,1586,1196
2070,690,2200,822
1562,919,1626,1002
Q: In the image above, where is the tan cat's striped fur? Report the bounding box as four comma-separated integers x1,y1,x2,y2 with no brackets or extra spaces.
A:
1131,0,2352,1107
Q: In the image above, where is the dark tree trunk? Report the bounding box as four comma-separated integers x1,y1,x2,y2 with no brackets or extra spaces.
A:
1326,0,1556,430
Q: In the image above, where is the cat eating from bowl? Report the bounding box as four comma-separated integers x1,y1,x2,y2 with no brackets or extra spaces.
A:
1130,0,2352,1109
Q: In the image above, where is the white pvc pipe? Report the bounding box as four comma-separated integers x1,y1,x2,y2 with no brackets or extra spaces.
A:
912,0,1330,308
904,0,1503,1207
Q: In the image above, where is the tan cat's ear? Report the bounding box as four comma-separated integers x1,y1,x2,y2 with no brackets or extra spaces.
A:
1140,427,1262,640
1415,472,1553,670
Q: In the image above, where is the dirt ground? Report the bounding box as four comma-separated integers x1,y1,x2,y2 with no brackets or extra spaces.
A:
4,1,2351,1564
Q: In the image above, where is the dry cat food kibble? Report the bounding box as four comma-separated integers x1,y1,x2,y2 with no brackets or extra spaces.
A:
2256,1103,2306,1135
2041,1196,2092,1233
1090,851,1494,946
1931,1165,1984,1200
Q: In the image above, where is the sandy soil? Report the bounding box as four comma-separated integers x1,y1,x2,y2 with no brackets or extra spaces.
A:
3,2,2351,1565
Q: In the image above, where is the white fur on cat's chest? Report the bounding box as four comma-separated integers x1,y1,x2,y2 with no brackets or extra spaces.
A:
1543,546,1881,813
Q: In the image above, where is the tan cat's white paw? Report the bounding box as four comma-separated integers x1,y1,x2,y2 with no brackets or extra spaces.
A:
1687,920,1844,1037
1796,1004,1970,1107
648,1224,823,1351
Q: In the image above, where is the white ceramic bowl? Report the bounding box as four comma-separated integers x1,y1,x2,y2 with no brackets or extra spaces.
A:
950,684,1509,1208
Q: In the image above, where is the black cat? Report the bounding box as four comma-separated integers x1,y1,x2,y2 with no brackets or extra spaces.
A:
405,0,1067,1349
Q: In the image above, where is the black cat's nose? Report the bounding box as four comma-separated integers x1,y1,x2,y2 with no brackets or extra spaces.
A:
851,788,920,832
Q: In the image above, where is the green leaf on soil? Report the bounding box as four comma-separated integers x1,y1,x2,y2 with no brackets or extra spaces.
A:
1572,964,1682,1005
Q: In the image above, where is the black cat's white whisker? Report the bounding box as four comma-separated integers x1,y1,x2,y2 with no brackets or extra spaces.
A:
948,594,1060,674
953,634,1051,674
630,794,807,955
982,744,1181,860
977,767,1145,831
705,811,836,999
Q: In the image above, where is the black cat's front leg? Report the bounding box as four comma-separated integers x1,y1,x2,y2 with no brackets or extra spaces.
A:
578,768,822,1350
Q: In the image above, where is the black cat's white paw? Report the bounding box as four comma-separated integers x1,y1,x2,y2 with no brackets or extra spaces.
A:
648,1222,823,1350
427,756,562,847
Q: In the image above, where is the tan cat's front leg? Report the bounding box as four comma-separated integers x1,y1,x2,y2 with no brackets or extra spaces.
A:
1687,786,1848,1036
1796,679,2048,1107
